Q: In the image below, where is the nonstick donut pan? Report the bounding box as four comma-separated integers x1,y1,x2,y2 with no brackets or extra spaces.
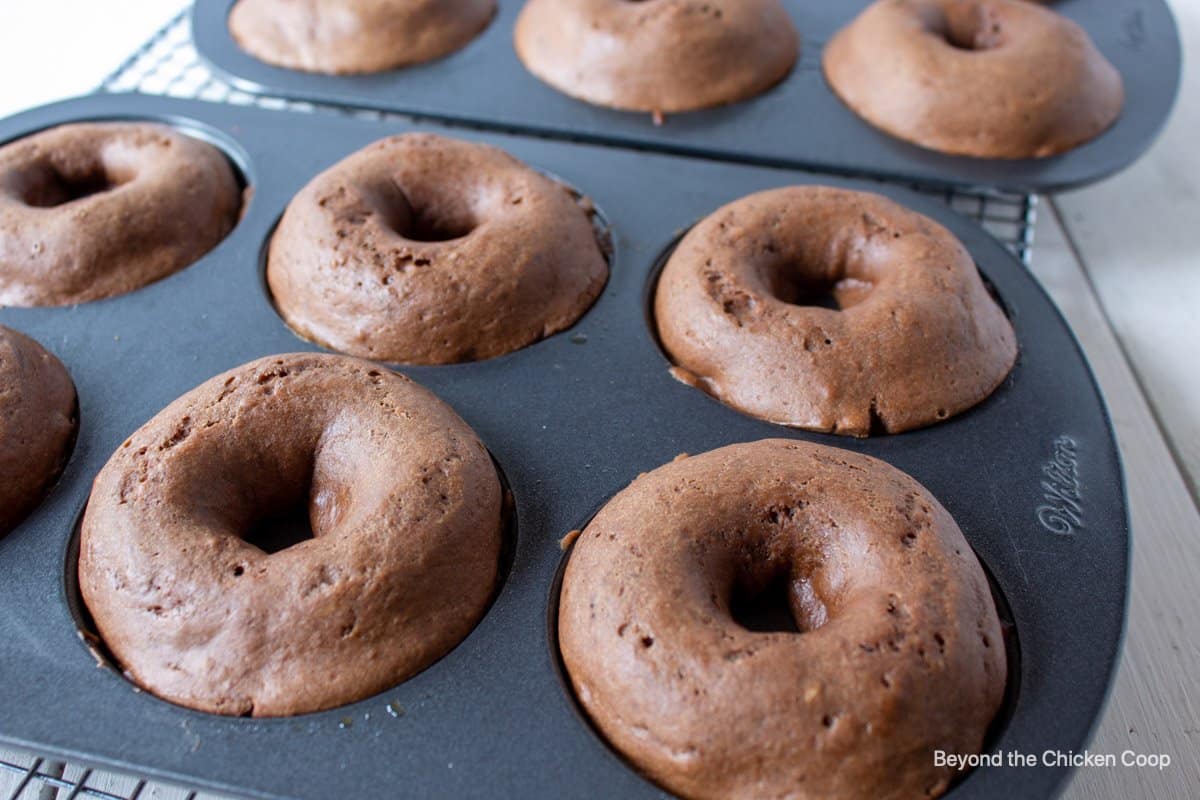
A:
0,94,1127,800
189,0,1181,194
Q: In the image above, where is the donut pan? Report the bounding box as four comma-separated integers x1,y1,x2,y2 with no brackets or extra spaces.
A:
0,94,1127,800
189,0,1181,193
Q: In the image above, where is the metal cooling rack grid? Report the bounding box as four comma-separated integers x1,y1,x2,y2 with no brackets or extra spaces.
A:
0,753,217,800
0,8,1040,799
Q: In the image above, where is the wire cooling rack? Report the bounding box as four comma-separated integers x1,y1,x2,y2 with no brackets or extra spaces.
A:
0,755,222,800
1,7,1040,800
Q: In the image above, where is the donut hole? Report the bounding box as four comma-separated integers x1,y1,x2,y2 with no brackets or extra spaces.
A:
237,463,361,556
18,159,132,208
397,207,477,243
727,566,829,635
933,8,1007,52
729,573,803,634
767,270,874,312
242,483,317,555
405,211,475,242
220,444,357,560
368,178,479,243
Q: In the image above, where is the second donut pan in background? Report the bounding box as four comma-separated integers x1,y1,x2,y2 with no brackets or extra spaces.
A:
0,94,1127,800
190,0,1182,194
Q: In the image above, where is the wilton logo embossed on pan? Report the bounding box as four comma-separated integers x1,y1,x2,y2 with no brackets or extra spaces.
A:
1037,436,1084,535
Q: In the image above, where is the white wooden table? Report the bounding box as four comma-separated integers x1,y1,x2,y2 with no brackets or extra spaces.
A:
1,2,1197,798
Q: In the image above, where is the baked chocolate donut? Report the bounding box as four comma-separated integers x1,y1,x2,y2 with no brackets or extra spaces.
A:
823,0,1124,158
267,133,608,365
0,122,241,307
559,439,1006,800
229,0,497,74
514,0,799,114
0,325,77,536
654,186,1017,436
79,353,503,716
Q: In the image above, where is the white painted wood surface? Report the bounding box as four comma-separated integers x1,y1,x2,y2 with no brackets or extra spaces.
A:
1055,0,1200,505
1,1,1198,798
1033,207,1200,800
1046,0,1200,794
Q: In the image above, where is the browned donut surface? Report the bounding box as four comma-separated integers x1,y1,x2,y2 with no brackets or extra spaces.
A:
823,0,1124,158
267,133,608,365
0,122,241,307
0,325,77,536
229,0,497,74
514,0,799,113
559,439,1006,800
654,186,1017,436
80,353,504,717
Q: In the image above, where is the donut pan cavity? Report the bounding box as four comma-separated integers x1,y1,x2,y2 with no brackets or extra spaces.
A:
0,94,1127,800
190,0,1181,193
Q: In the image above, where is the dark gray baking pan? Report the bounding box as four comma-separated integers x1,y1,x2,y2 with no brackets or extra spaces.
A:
189,0,1181,194
0,93,1127,800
